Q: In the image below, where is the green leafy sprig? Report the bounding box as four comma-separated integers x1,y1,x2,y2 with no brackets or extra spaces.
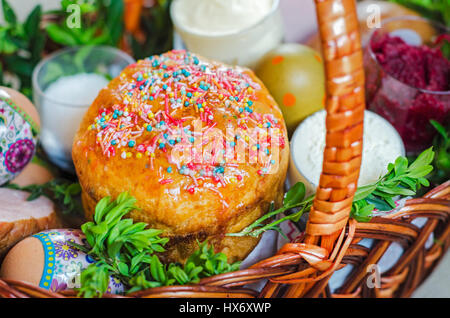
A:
5,178,82,215
73,192,168,296
350,147,434,221
75,192,240,297
228,148,435,237
227,182,313,238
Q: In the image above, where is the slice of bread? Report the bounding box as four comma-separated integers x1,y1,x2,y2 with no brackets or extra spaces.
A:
0,188,60,257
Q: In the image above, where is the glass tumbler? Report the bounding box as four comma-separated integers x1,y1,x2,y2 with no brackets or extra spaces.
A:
170,0,284,69
32,46,135,172
364,16,450,154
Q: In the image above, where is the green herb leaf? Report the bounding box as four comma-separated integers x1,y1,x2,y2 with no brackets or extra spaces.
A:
430,120,449,142
353,184,377,202
283,182,305,206
409,147,435,172
24,5,41,41
117,262,129,276
45,23,78,46
2,0,16,25
105,0,124,46
351,202,375,223
78,262,111,298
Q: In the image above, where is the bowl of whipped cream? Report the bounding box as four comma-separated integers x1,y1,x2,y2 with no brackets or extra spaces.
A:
170,0,284,69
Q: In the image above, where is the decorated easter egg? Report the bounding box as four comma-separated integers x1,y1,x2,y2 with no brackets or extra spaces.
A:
0,87,40,185
0,229,124,294
254,44,325,135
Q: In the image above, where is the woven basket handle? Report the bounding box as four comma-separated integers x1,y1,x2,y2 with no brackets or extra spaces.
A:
306,0,365,239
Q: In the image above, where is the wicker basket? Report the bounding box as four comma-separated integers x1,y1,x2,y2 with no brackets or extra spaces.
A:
1,0,449,298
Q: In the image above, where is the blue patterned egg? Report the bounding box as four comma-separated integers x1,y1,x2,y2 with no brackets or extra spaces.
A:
0,229,125,295
0,88,39,185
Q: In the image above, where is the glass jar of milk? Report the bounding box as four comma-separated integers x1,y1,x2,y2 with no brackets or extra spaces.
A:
32,46,135,172
170,0,284,69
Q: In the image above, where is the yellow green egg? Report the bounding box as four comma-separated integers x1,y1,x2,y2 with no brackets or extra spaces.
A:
255,44,325,136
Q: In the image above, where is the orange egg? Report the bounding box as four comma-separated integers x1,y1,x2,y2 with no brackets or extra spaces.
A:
255,44,325,136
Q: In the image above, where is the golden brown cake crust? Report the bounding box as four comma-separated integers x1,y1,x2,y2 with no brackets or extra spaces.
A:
72,51,289,263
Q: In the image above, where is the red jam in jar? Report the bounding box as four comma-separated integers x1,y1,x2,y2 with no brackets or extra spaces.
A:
365,33,450,154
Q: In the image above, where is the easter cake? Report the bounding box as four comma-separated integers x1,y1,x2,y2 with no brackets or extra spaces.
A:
72,50,289,263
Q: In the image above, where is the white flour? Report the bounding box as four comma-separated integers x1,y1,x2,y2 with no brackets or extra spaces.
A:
291,110,405,188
